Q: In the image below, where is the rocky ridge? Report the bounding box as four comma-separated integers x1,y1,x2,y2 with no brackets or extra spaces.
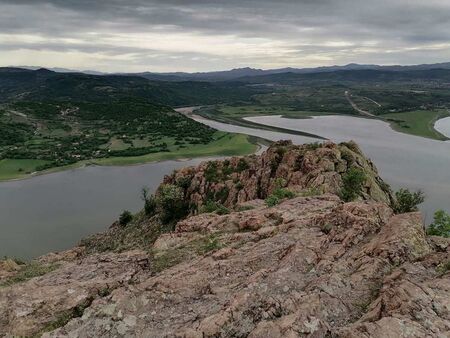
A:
0,141,449,337
163,140,394,209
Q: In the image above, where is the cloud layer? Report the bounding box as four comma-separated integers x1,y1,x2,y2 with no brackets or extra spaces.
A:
1,0,450,72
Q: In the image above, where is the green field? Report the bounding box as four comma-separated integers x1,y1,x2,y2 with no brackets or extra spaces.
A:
90,132,257,166
199,104,450,142
2,67,450,181
0,159,50,181
0,132,258,181
383,110,450,140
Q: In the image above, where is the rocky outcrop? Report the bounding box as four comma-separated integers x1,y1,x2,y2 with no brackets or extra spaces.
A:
1,142,448,337
0,259,22,282
163,140,394,211
0,249,149,337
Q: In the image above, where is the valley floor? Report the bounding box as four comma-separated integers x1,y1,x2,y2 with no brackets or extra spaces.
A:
0,132,258,181
384,110,450,140
195,105,450,141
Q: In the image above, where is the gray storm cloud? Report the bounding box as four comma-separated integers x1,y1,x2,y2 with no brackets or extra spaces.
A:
0,0,449,72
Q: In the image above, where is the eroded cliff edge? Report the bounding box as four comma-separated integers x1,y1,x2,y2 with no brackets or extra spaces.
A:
0,141,449,337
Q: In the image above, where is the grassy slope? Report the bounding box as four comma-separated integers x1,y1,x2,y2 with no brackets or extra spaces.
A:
383,110,450,140
0,159,50,181
91,132,256,166
0,132,257,181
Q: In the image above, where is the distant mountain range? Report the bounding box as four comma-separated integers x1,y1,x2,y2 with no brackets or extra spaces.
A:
132,62,450,82
13,66,106,76
0,67,258,106
8,62,450,82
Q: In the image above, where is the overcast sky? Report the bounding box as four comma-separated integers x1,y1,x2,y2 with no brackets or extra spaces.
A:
1,0,450,72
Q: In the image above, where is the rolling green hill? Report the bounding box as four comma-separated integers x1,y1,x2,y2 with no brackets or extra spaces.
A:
2,66,450,180
0,68,261,180
0,68,261,106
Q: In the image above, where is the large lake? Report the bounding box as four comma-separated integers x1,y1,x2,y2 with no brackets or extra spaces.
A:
434,116,450,138
2,113,449,259
193,114,450,223
0,159,217,259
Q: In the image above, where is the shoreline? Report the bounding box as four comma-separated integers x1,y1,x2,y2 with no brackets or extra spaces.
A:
188,105,450,142
384,111,450,141
5,107,447,183
193,111,327,140
0,133,264,183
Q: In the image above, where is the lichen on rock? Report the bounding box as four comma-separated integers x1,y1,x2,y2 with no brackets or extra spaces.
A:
1,141,448,338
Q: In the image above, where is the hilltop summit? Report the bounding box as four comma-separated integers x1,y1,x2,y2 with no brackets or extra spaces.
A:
1,141,449,337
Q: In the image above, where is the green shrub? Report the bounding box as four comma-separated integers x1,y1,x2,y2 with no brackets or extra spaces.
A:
215,186,230,203
176,176,192,189
273,188,295,199
320,223,333,234
200,200,219,213
196,235,223,254
340,167,366,202
37,294,94,336
265,179,296,207
156,184,188,224
141,187,157,216
275,146,287,156
200,201,230,215
119,210,133,226
215,204,230,215
341,141,360,153
236,158,250,172
393,188,425,214
436,260,450,275
265,195,280,207
274,177,287,189
222,161,234,177
0,262,59,287
305,142,322,150
235,181,244,190
301,187,322,197
427,210,450,238
205,162,220,182
340,148,355,164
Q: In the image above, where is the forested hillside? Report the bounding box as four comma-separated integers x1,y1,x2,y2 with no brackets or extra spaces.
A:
0,68,261,179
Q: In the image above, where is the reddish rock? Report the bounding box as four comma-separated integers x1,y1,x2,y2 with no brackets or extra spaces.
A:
1,142,448,338
163,141,395,212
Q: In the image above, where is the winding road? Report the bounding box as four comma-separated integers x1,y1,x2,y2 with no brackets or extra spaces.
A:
345,90,375,117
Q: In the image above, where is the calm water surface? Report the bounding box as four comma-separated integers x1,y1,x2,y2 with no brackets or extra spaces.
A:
239,115,450,222
434,116,450,138
2,113,449,259
0,159,216,259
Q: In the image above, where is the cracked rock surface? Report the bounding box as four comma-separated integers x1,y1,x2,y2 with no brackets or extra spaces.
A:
0,142,448,337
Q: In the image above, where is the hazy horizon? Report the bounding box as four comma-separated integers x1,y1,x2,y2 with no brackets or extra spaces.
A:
1,0,450,73
5,60,450,74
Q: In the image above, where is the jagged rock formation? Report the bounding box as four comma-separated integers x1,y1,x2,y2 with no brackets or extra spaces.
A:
163,140,394,210
0,142,449,337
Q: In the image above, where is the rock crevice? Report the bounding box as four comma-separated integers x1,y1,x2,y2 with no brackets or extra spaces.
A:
0,141,448,338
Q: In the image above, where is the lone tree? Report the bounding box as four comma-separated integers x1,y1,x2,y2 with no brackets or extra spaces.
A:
141,187,156,216
156,184,188,225
340,167,366,202
427,210,450,238
393,188,425,214
119,210,133,226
